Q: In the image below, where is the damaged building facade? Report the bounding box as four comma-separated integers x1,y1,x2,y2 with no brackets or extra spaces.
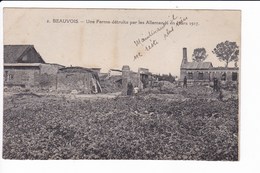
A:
122,65,154,95
180,47,239,83
3,45,102,93
4,45,64,89
4,63,65,89
57,67,102,94
4,45,156,95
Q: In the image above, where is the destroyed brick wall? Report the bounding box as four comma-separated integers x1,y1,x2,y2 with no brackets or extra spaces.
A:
130,72,140,88
4,64,65,90
39,64,65,90
37,74,57,90
122,65,153,95
40,64,64,75
57,68,92,94
100,75,122,93
4,66,40,88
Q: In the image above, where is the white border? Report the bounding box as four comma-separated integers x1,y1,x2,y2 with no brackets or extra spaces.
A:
1,1,260,173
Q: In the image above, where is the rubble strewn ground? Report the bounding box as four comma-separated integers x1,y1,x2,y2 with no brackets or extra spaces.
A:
3,84,238,160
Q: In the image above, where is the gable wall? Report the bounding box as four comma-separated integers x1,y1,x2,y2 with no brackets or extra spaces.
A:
18,48,44,63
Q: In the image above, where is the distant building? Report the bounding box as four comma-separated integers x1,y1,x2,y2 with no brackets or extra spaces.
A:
57,67,102,94
108,69,122,77
4,45,64,89
180,47,239,82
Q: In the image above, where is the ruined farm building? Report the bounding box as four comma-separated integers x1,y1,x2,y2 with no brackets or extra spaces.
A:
4,45,64,89
121,65,153,95
57,67,102,94
180,47,239,82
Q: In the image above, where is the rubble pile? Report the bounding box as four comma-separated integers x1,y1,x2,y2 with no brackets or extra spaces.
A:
3,87,238,160
99,76,122,93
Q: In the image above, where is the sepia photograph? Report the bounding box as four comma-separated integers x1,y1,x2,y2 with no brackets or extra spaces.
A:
2,8,240,161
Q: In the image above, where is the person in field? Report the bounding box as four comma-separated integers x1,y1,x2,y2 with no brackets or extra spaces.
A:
127,81,133,96
183,76,187,88
213,77,218,91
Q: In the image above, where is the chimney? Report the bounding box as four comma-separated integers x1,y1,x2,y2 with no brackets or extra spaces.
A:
182,47,188,64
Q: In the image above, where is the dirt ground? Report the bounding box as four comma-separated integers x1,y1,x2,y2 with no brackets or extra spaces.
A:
3,85,239,160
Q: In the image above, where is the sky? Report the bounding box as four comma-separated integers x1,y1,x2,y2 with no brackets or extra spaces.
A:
4,8,240,76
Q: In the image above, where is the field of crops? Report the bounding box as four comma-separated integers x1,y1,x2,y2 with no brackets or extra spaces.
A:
3,86,239,160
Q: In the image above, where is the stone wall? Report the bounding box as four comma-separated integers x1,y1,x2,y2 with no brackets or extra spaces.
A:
37,74,57,90
57,71,92,93
4,67,40,88
4,64,65,90
130,72,140,88
122,66,142,95
40,64,64,75
39,64,64,89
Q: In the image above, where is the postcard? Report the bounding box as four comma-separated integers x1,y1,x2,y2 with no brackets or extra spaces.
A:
3,8,240,160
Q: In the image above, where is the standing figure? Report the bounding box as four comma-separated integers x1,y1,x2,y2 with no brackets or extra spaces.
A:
175,76,179,82
213,77,217,91
175,76,179,85
183,76,187,88
133,86,139,95
127,81,133,96
217,78,221,92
